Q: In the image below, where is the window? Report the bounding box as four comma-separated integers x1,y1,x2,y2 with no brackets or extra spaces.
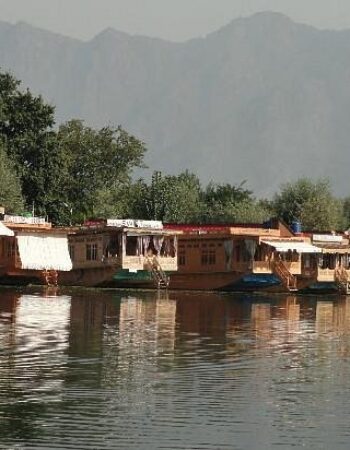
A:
208,251,216,265
201,249,216,265
179,253,186,265
6,240,16,258
201,252,208,265
235,245,241,262
126,236,138,256
69,244,75,261
86,243,98,261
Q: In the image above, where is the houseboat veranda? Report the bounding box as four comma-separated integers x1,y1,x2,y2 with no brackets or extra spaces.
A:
0,216,179,288
165,220,350,294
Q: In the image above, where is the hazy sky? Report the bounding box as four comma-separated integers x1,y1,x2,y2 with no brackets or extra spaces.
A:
0,0,349,41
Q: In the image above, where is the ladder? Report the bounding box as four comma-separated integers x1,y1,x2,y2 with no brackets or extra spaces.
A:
335,267,350,295
272,260,298,292
146,256,169,289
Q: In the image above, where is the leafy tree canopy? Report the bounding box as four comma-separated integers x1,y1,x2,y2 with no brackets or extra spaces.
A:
273,178,343,231
130,171,203,223
0,141,24,213
52,120,147,224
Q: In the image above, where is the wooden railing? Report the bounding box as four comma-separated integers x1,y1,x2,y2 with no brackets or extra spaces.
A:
272,260,298,291
335,267,349,294
252,260,301,275
145,256,169,289
317,268,336,282
252,261,271,273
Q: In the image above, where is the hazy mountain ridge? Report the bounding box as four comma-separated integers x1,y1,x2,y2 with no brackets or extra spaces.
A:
1,12,350,196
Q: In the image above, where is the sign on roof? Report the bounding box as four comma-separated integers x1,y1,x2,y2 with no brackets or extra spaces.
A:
4,215,47,225
107,219,163,229
313,234,343,243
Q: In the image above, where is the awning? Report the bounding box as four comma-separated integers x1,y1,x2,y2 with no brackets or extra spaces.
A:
261,240,321,253
0,222,14,236
319,247,349,254
16,233,73,271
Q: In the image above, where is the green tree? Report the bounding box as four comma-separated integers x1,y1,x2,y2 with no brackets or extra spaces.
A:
273,178,343,231
53,120,146,223
341,197,350,230
0,142,24,213
0,70,55,213
201,181,261,223
93,183,133,219
131,171,203,223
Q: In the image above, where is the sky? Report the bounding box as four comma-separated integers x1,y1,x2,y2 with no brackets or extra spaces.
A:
0,0,349,41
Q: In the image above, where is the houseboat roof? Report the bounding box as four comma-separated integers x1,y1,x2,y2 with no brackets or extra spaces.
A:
164,219,294,238
61,224,181,236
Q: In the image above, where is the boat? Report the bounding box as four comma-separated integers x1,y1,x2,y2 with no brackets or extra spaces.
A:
297,233,350,294
165,219,325,293
1,212,350,294
0,215,179,288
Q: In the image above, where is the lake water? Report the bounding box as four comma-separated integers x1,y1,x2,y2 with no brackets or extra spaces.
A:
0,288,350,449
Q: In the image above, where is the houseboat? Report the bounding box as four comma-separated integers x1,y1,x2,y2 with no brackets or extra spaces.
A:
297,233,350,294
0,216,179,288
165,219,323,293
63,219,179,288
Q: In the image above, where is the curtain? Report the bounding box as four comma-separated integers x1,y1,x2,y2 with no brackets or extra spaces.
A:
245,239,257,259
173,236,177,256
153,236,164,254
142,236,151,255
136,236,143,256
164,238,171,257
244,239,257,269
224,240,233,270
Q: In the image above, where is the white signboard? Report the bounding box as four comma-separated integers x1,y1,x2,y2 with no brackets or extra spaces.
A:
4,215,47,225
313,234,343,243
107,219,163,229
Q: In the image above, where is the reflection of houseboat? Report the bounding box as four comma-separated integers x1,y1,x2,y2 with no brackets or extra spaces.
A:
0,216,178,288
165,220,321,292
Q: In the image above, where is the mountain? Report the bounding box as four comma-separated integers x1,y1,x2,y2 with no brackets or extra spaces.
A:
1,12,350,196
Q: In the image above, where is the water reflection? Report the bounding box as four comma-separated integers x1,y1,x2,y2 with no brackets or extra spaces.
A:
0,289,350,448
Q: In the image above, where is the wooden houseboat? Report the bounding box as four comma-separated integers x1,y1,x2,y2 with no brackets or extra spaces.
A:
0,214,72,285
297,233,350,294
63,219,179,288
165,219,322,293
0,216,179,288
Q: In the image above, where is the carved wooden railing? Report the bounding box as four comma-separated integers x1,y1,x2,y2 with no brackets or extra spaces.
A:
272,260,298,291
335,267,349,294
145,256,169,289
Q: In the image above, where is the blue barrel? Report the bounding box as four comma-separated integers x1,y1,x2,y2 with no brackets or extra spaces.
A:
263,219,273,229
291,221,302,234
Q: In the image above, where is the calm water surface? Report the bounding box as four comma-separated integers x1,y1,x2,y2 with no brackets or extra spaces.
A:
0,288,350,449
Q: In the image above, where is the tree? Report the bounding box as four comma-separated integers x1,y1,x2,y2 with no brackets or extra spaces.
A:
0,141,24,213
201,181,260,223
0,70,55,214
131,171,203,223
52,120,147,223
273,178,343,231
